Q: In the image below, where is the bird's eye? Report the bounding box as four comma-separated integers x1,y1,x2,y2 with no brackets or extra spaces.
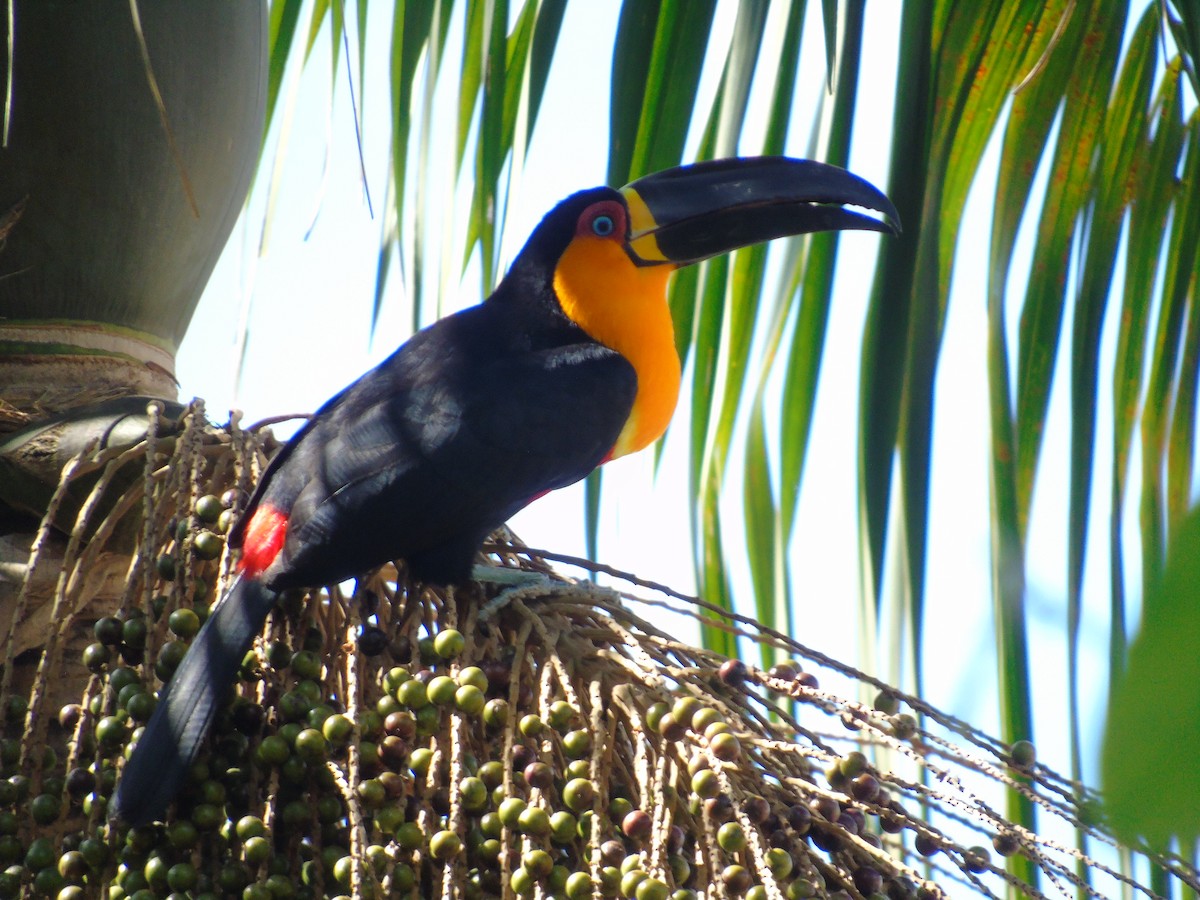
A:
576,200,625,239
591,214,615,236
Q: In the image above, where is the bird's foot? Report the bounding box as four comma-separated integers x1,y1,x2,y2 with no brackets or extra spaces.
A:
473,566,561,622
470,563,550,587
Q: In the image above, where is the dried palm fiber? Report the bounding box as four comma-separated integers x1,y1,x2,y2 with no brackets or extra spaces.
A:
0,400,1192,899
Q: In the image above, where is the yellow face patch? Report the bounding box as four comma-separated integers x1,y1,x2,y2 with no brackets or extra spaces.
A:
553,235,680,458
620,187,669,263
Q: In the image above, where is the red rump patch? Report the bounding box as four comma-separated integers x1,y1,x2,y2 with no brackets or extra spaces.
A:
238,505,289,577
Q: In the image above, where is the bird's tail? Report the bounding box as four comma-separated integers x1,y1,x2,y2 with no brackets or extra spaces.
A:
109,575,277,826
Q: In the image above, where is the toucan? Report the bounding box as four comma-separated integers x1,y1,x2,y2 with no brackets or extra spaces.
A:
109,156,899,826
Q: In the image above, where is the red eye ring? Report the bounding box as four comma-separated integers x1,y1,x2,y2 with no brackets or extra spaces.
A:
576,199,626,239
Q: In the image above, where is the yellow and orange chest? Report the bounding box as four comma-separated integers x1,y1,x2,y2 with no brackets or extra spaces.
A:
552,237,681,459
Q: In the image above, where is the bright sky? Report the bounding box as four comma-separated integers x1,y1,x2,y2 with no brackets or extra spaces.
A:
177,1,1124,801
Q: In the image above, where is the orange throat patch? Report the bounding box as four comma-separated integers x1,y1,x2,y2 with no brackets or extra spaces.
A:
553,236,681,459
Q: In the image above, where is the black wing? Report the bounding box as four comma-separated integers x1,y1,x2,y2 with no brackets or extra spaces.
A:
249,304,636,588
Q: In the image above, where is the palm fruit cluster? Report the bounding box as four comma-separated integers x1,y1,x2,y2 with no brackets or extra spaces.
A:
2,402,1195,900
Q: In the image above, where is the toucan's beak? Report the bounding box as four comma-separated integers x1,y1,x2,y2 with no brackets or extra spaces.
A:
619,156,900,266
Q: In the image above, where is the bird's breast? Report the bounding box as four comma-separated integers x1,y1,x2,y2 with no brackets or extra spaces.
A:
552,237,680,458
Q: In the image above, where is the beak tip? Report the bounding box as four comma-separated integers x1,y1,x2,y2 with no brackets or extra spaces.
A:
864,201,901,237
857,184,901,236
